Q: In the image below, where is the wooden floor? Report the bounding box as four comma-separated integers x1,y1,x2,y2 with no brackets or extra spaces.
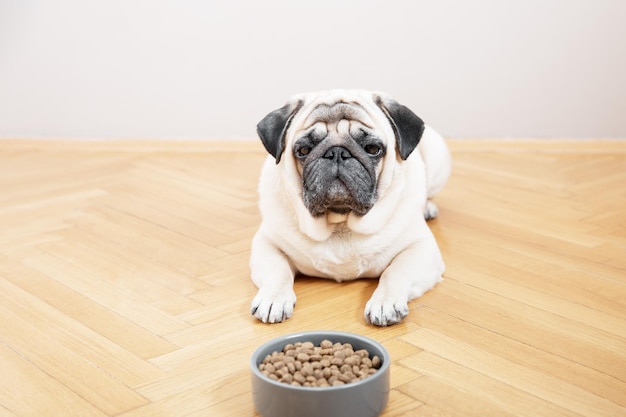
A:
0,138,624,417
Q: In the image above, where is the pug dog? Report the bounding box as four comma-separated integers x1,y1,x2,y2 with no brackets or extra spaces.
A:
249,90,451,326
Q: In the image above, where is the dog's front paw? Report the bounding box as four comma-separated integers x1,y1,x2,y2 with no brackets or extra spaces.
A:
364,295,409,327
251,288,296,324
424,200,439,220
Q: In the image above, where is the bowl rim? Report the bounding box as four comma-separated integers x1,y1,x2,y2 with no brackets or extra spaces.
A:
250,330,390,392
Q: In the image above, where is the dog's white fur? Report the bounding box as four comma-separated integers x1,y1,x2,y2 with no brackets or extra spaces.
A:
250,90,451,326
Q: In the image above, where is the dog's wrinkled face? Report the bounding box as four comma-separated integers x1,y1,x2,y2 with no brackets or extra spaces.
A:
293,103,386,217
257,90,425,224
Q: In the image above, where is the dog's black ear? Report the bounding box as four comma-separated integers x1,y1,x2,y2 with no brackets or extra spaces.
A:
375,96,425,160
257,100,303,164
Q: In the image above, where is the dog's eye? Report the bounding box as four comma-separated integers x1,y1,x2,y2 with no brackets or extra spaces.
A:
296,146,311,158
364,144,382,157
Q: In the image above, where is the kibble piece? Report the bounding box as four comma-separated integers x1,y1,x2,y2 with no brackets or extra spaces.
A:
355,349,369,358
339,372,355,383
344,355,360,367
330,357,344,367
293,372,305,384
320,340,333,349
372,356,381,369
296,352,310,362
301,363,314,377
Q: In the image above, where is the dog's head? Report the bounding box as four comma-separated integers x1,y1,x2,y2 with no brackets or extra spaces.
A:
257,90,425,236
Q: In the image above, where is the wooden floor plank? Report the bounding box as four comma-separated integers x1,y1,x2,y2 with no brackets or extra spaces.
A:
400,352,577,417
398,375,518,417
423,282,626,380
401,329,623,417
0,277,164,388
413,307,626,407
0,343,110,417
22,248,191,334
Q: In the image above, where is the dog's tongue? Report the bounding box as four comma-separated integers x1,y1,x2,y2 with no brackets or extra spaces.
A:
326,211,349,224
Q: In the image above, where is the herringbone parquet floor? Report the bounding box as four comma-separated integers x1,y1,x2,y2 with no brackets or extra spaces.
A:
0,139,624,417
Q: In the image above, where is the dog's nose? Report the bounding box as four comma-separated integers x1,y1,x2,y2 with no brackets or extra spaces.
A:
323,146,352,162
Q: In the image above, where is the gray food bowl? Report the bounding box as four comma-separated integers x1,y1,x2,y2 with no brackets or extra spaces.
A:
250,330,390,417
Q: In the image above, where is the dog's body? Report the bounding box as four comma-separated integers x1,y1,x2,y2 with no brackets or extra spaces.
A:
250,90,450,326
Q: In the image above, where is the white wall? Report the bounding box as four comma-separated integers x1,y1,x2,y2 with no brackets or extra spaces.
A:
1,0,624,140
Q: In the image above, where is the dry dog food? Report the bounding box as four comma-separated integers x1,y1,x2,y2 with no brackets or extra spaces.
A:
258,340,382,387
